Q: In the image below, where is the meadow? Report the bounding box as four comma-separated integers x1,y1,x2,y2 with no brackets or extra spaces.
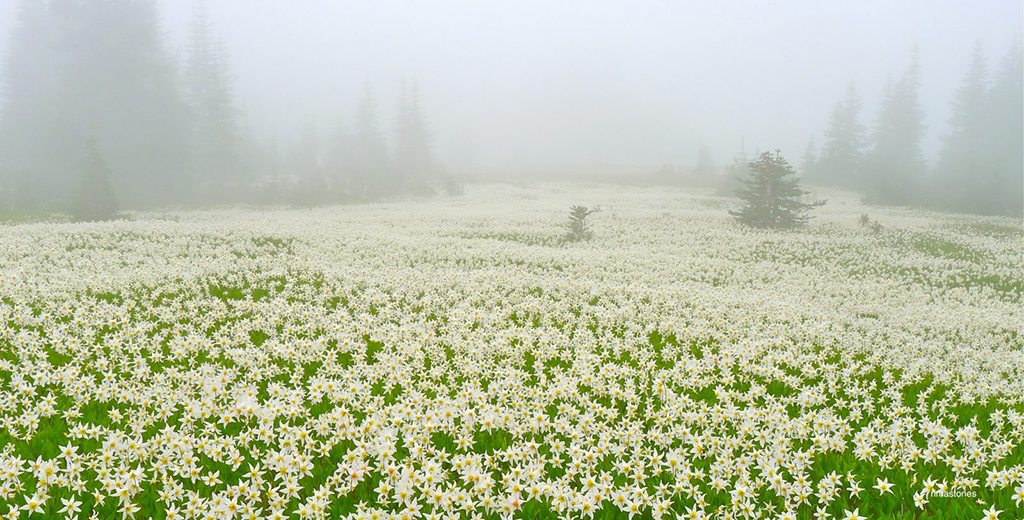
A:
0,183,1021,519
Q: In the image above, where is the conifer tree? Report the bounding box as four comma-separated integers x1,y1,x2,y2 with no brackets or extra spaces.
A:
800,139,818,178
185,1,240,188
353,86,392,196
71,137,118,221
864,49,927,205
730,150,824,229
980,38,1023,216
0,0,62,209
815,82,866,188
394,79,434,192
717,140,749,196
327,120,356,199
2,0,190,209
563,205,599,242
935,43,989,212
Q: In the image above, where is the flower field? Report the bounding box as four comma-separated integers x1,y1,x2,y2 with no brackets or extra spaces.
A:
0,183,1021,519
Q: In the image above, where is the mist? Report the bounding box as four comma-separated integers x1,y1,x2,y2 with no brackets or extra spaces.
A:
1,3,1024,518
148,0,1023,169
0,0,1021,213
149,0,1015,168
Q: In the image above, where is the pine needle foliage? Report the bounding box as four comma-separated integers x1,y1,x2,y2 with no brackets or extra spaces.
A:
730,150,824,229
564,205,599,242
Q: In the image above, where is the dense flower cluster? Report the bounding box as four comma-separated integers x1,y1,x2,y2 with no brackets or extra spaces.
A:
0,184,1021,518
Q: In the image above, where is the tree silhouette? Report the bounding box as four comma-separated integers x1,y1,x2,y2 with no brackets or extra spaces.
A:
353,86,392,197
730,150,824,229
394,79,434,192
0,0,63,210
185,1,240,189
71,138,118,221
979,38,1023,216
863,48,926,205
815,82,866,188
564,205,599,242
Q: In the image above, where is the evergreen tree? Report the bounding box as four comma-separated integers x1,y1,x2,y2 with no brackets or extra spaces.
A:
979,38,1023,216
184,1,240,189
327,120,355,198
935,43,989,212
864,49,927,205
563,205,599,242
71,137,118,221
717,140,749,196
352,86,392,197
57,0,190,207
815,82,866,188
800,138,818,178
289,120,328,204
0,0,62,210
2,0,190,210
730,150,824,229
394,79,434,192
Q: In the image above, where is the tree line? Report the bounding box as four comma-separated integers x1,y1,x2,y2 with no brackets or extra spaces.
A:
801,44,1022,217
1,2,1019,220
0,1,444,219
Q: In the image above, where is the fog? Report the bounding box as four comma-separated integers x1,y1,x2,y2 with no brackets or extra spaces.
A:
0,0,1020,214
147,0,1023,169
0,5,1023,516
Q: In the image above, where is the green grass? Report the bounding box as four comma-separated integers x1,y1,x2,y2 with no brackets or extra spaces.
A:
0,223,1020,519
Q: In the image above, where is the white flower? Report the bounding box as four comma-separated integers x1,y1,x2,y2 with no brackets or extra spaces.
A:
59,497,81,516
873,477,894,495
982,505,1001,520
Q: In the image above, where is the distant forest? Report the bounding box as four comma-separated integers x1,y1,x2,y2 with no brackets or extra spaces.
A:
693,46,1021,218
0,1,1020,217
0,1,443,214
798,45,1022,216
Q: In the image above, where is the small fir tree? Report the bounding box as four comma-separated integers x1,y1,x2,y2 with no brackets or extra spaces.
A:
564,205,599,242
730,150,823,229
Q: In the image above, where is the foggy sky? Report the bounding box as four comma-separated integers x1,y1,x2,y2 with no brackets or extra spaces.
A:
0,0,1020,175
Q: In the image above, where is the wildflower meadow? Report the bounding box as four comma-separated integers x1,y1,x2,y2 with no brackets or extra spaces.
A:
0,184,1021,519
